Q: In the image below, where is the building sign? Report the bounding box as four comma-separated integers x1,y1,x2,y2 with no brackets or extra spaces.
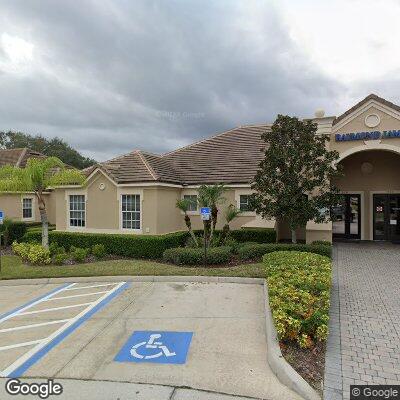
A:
335,130,400,142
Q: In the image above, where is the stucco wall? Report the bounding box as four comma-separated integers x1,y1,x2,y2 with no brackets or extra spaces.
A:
331,105,400,155
86,175,119,230
0,192,55,224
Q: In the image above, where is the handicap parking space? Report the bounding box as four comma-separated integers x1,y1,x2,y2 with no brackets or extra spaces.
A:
0,280,301,400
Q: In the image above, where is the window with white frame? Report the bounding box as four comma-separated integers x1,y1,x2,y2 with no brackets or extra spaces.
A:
22,198,33,219
183,194,198,211
239,194,254,212
121,194,140,229
69,195,86,227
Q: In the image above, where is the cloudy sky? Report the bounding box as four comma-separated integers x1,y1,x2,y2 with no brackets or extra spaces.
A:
1,0,400,161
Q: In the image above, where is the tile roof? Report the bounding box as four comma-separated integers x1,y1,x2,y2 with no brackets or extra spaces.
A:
0,148,46,168
91,124,270,185
333,93,400,125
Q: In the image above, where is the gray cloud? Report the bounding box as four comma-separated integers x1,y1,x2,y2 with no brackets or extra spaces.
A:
0,0,355,161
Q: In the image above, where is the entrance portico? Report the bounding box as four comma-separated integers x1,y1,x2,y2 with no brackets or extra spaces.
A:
304,94,400,243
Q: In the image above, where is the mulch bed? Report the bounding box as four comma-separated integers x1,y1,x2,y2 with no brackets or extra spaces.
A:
280,341,326,395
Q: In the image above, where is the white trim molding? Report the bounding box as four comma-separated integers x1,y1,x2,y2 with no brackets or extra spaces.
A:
116,188,144,234
337,143,400,163
235,189,256,216
20,195,35,222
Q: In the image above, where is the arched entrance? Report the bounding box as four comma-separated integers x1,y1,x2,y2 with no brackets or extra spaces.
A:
332,149,400,241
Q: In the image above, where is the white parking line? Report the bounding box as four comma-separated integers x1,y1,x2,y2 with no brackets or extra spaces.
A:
0,283,76,325
18,303,93,316
64,283,119,291
0,319,71,333
44,290,110,301
0,340,44,352
0,281,127,377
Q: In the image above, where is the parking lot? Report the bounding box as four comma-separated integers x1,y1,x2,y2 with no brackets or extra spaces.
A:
0,278,301,399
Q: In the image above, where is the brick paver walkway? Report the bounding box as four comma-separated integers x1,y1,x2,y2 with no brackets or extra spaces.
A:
324,242,400,400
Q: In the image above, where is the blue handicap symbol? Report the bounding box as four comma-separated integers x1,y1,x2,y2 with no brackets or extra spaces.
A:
114,331,193,364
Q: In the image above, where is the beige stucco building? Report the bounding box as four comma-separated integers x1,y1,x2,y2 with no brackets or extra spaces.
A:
2,94,400,243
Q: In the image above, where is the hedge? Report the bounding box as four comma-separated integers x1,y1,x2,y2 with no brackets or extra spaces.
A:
194,228,276,243
238,242,332,261
264,251,331,348
163,246,232,265
0,221,27,245
23,230,189,259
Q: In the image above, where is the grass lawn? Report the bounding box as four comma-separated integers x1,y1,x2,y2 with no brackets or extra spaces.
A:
0,255,265,280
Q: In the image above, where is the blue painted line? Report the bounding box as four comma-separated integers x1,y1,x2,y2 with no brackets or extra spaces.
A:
0,283,71,321
7,281,130,378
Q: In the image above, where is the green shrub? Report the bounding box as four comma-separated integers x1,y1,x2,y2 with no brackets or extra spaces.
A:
12,241,51,265
223,237,240,253
12,241,32,260
49,242,66,256
193,228,276,244
22,231,189,259
264,251,331,348
71,247,89,262
238,242,332,261
163,246,232,265
311,240,332,246
92,244,107,259
0,220,27,245
53,252,68,265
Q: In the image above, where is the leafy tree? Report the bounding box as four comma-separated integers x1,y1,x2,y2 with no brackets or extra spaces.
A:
0,157,85,248
0,131,96,169
219,204,241,244
176,198,198,246
198,184,226,245
252,114,341,243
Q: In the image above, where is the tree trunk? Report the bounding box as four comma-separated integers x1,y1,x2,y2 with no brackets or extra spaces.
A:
219,224,230,245
291,229,297,244
185,215,198,246
37,193,49,249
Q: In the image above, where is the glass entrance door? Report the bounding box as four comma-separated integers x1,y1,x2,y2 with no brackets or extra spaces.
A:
332,194,361,240
374,194,400,242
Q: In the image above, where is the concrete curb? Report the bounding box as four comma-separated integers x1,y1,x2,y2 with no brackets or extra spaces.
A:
0,275,265,286
263,281,321,400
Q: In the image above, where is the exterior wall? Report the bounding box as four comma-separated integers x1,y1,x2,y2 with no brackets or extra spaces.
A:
180,188,255,231
331,105,400,155
0,192,56,224
155,187,182,234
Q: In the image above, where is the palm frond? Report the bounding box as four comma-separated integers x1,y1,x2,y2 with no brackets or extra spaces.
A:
176,198,190,213
47,168,85,186
225,204,241,223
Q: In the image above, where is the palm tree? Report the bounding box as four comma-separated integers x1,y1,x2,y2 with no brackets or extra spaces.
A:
198,184,226,244
176,199,198,246
0,157,85,248
219,204,241,244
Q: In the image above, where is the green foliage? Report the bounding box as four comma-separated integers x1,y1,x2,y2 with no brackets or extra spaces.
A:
252,114,342,241
264,251,331,348
22,230,189,259
12,241,51,265
312,240,332,246
71,247,89,262
163,246,232,265
0,219,27,245
229,228,276,243
238,242,332,261
49,242,66,256
0,131,97,169
0,157,85,192
53,252,68,265
193,228,276,244
92,244,107,259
